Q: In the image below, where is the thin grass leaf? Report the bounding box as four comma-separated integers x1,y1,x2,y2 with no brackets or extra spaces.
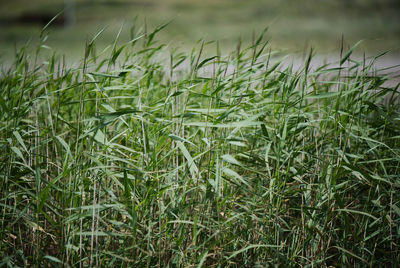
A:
227,244,280,259
167,220,206,228
168,134,196,147
11,146,26,163
340,40,363,65
336,209,378,220
13,131,28,153
176,141,199,179
222,154,241,166
44,256,63,264
333,246,369,265
222,167,249,187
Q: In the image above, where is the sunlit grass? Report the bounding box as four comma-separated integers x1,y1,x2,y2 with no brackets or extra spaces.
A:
0,23,399,267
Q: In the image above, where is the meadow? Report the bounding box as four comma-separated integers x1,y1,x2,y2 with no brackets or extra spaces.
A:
0,23,399,267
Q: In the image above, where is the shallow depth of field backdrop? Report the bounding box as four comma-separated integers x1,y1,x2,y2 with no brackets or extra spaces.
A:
1,0,400,267
1,0,400,58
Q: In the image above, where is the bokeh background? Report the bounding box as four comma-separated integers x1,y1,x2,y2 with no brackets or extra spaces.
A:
0,0,399,60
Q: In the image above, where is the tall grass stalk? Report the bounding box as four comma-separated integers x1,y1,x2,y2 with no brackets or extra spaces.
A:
0,23,399,267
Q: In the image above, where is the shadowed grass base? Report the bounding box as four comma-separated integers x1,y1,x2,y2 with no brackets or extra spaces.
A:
0,24,399,267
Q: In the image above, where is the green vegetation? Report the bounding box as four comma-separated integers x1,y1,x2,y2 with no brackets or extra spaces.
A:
1,24,399,267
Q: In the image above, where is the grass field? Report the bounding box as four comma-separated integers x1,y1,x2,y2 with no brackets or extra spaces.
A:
0,23,399,266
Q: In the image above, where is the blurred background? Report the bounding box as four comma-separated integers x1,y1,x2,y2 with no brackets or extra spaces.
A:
0,0,399,61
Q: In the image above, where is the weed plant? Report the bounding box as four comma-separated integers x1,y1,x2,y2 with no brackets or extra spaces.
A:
1,23,399,267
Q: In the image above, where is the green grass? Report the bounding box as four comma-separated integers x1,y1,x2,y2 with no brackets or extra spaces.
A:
1,23,399,267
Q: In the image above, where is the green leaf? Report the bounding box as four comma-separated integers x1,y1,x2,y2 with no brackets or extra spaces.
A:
197,56,218,69
168,220,206,228
11,146,25,163
222,154,241,166
13,131,28,153
391,204,400,217
75,231,127,237
228,244,280,259
146,20,172,46
340,40,363,65
110,45,126,66
185,120,262,128
228,141,247,147
89,72,120,79
222,167,249,187
305,91,341,99
333,246,368,264
336,209,378,220
176,141,198,179
55,135,72,158
197,251,209,268
94,129,107,144
168,134,196,146
44,256,63,264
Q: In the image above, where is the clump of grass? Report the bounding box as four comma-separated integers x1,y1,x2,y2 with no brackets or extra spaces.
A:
1,23,399,267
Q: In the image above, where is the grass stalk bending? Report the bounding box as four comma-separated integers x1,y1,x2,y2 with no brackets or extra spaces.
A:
0,24,399,267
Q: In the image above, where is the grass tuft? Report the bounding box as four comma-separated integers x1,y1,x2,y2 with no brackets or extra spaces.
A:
0,23,399,267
